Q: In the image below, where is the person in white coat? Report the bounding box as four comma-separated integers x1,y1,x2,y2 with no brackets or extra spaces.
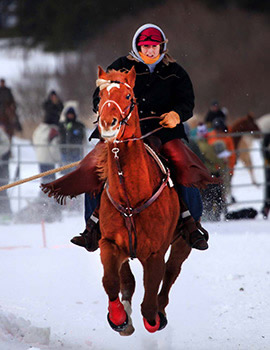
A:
0,122,11,216
32,121,61,183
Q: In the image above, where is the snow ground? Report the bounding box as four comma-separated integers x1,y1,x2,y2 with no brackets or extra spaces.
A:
1,219,270,350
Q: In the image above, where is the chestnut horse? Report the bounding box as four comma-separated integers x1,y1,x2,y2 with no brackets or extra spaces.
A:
229,113,260,185
96,66,191,335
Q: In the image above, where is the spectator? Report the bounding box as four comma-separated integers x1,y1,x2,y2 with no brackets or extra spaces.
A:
0,122,12,221
196,123,225,175
205,100,227,128
32,90,63,183
207,118,236,176
207,117,236,204
42,90,63,125
196,123,229,220
0,78,15,107
262,132,270,219
58,107,85,173
0,78,22,138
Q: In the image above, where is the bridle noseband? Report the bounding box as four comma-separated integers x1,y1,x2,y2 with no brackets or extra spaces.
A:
97,80,135,127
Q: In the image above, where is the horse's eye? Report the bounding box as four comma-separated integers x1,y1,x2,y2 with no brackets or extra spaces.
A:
126,94,131,100
111,118,117,127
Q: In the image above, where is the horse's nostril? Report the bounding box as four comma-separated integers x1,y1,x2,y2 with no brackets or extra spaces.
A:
111,118,117,127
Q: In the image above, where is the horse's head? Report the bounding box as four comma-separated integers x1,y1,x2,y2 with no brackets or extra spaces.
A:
97,66,137,142
244,113,260,133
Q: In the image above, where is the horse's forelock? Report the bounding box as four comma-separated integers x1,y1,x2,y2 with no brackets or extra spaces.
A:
96,79,111,91
106,69,130,84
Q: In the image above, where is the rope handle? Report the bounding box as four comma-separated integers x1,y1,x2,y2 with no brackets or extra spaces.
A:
0,161,80,192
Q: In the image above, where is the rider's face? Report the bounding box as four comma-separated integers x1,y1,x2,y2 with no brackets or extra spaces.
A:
140,45,160,58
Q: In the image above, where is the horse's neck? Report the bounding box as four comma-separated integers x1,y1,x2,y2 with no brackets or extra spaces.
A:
230,119,248,148
107,141,160,206
230,123,244,134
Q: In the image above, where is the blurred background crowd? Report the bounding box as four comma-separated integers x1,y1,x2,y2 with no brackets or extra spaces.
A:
0,0,269,223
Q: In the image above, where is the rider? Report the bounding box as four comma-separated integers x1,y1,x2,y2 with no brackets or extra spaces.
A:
42,24,217,251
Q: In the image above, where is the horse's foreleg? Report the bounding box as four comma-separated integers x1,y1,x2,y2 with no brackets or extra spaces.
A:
238,139,258,186
158,237,191,315
99,238,128,332
141,253,165,333
119,261,136,336
120,260,135,303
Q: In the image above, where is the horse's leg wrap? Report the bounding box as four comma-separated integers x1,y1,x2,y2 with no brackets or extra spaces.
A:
143,313,160,333
107,297,128,332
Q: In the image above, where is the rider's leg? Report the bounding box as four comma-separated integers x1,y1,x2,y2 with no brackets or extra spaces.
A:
178,185,202,222
71,193,102,251
161,139,213,250
177,186,208,250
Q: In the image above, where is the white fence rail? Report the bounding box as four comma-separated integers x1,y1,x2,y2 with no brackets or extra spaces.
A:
0,133,269,213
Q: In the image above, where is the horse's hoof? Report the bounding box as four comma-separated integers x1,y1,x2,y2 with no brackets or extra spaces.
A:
107,312,128,332
158,312,168,331
119,300,135,336
119,324,135,336
143,314,160,333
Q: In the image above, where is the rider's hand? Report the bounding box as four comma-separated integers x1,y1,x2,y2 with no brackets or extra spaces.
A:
159,111,180,128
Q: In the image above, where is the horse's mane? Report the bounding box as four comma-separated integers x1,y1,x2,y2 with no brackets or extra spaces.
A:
94,144,108,181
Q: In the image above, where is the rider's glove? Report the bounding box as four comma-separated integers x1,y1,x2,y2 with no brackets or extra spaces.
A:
159,111,180,128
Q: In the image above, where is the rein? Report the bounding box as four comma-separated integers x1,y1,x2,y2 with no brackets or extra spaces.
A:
106,144,171,259
115,116,164,144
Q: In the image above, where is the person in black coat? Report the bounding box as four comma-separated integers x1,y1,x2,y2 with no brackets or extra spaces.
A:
58,107,85,168
70,23,215,251
42,90,63,125
0,78,22,136
204,100,227,128
262,133,270,218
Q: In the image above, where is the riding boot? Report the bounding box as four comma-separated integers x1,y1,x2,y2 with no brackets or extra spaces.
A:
177,197,209,250
70,207,101,251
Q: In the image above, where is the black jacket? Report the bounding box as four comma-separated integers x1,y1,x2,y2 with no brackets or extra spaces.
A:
92,55,195,144
0,86,15,107
263,133,270,162
205,109,226,126
43,99,64,125
59,119,85,157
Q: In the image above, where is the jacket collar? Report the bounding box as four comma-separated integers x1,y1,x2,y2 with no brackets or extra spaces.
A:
127,53,175,66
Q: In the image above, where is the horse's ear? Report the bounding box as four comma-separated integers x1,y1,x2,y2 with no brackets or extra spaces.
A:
247,112,255,119
126,66,136,88
98,66,107,79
